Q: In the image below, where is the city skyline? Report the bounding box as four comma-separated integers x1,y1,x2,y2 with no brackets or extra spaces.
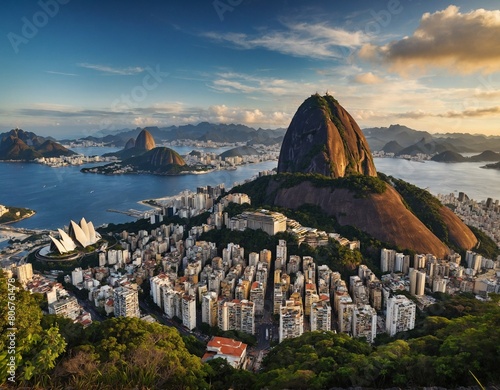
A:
2,0,500,138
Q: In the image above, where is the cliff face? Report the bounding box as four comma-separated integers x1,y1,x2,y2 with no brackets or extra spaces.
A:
135,129,156,151
268,180,451,257
278,94,376,178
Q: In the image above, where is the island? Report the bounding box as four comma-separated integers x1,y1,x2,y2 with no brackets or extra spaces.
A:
0,204,35,224
482,161,500,170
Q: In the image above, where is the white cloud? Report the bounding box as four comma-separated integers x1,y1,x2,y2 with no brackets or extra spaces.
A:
359,6,500,74
209,71,317,97
353,72,384,84
204,21,368,59
77,63,145,75
45,71,78,76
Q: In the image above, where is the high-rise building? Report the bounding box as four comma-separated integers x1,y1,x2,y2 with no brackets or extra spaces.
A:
250,281,265,315
304,283,319,316
49,296,80,320
310,295,331,331
150,273,172,308
14,263,33,285
114,287,140,318
217,299,255,335
182,294,197,330
71,267,83,286
409,268,426,296
240,300,255,335
352,304,377,343
338,296,355,334
380,249,396,273
276,240,287,270
202,291,218,327
279,300,304,342
386,295,416,336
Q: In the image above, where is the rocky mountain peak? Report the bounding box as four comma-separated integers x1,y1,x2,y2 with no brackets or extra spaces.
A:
135,129,156,151
277,94,377,178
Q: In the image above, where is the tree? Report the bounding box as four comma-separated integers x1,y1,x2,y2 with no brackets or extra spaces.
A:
0,272,66,386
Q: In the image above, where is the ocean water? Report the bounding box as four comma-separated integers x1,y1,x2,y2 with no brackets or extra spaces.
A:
374,158,500,201
0,144,277,230
1,148,499,230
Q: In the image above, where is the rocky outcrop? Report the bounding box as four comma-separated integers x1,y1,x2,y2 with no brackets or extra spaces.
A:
277,94,376,178
124,138,136,150
147,147,186,167
268,180,451,257
438,206,478,250
135,129,156,151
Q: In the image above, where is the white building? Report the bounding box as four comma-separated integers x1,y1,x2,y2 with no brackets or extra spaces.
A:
310,295,332,331
386,295,416,337
114,286,140,318
182,294,197,330
352,304,377,343
202,291,218,327
14,263,33,286
279,300,304,343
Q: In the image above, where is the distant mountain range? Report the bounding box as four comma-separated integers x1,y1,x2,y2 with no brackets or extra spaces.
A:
431,150,500,163
73,122,286,147
0,129,75,160
364,124,500,154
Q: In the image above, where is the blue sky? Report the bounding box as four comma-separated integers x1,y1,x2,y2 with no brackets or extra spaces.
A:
1,0,500,138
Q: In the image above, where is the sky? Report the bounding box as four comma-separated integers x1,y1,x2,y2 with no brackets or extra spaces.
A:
1,0,500,139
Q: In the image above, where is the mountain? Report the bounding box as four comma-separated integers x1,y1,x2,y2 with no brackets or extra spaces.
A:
431,150,500,163
124,138,136,150
431,151,466,162
277,94,376,178
482,161,500,170
381,140,404,154
219,146,259,159
104,129,156,159
469,150,500,162
396,138,458,156
135,129,156,151
364,124,500,153
80,123,286,146
363,124,433,151
234,95,478,257
0,129,75,160
123,147,186,174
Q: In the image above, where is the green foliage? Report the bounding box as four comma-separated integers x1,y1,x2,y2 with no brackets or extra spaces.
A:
388,175,450,244
273,173,386,197
258,306,500,389
0,206,34,224
0,273,66,386
468,225,500,259
55,317,207,389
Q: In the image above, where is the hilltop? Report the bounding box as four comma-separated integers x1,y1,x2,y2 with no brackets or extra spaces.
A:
0,129,75,160
277,94,376,178
235,94,478,257
82,130,187,175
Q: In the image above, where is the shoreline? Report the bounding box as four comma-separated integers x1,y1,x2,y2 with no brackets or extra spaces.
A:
0,210,36,225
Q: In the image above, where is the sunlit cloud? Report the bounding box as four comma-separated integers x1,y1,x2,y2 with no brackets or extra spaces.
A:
360,6,500,75
203,21,368,59
353,72,384,84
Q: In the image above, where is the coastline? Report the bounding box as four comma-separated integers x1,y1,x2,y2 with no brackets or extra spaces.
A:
0,209,36,225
